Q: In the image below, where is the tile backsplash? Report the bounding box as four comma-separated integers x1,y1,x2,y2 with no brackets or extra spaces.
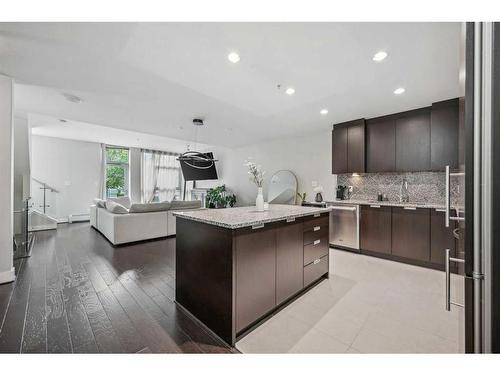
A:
337,172,462,205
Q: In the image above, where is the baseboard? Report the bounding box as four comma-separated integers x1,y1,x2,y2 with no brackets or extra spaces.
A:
0,267,15,284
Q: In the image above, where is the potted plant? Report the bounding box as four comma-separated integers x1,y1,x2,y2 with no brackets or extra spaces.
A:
297,192,307,205
206,185,237,208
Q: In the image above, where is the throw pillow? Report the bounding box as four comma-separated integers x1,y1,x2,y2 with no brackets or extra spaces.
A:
93,198,106,208
106,200,129,214
108,196,131,209
129,202,171,213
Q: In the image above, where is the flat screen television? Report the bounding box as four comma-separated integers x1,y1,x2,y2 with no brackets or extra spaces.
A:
179,152,218,181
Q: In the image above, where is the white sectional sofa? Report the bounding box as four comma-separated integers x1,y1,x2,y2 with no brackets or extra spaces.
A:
90,198,202,245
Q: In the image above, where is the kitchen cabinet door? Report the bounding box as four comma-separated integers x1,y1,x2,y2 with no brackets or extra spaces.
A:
360,205,392,254
366,116,396,172
391,207,430,262
430,209,457,267
347,119,366,173
235,225,276,332
431,98,459,171
332,125,348,174
395,109,431,172
276,221,304,305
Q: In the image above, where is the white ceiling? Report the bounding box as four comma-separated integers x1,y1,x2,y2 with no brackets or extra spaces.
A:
0,23,462,147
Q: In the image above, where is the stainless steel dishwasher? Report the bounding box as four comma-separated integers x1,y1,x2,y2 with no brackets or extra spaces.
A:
327,203,360,252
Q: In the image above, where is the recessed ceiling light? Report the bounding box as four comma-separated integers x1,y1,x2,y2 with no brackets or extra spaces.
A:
373,51,388,62
320,109,328,115
59,119,67,123
285,87,295,96
62,92,83,104
227,52,240,63
393,87,405,95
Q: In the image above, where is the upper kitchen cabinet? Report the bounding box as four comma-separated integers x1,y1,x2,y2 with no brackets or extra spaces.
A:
366,116,396,172
331,119,366,174
430,98,460,171
395,108,431,172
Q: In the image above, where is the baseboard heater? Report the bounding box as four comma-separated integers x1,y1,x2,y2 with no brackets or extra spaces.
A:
68,213,90,223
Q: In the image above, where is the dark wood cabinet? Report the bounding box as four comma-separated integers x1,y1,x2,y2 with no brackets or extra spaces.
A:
276,221,304,305
431,98,460,171
347,120,366,173
331,125,348,174
360,205,392,254
395,109,431,172
430,209,457,267
366,116,396,172
235,225,276,332
391,207,430,262
332,119,365,174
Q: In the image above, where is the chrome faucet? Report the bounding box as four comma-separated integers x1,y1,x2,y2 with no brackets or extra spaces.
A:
399,178,409,203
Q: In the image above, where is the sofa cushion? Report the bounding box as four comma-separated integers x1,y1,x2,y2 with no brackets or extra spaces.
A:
129,202,171,213
94,198,106,208
170,200,202,210
106,200,129,214
107,196,131,209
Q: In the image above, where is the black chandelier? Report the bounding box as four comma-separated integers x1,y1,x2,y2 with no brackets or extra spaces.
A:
177,150,218,169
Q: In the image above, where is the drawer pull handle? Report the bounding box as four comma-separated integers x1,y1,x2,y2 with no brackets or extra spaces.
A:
314,213,321,218
252,223,264,230
313,239,321,245
313,226,321,231
286,217,296,223
313,259,321,265
403,206,417,210
370,205,381,208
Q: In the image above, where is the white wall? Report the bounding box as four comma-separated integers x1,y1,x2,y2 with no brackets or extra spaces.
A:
31,135,102,221
0,75,15,284
223,130,336,206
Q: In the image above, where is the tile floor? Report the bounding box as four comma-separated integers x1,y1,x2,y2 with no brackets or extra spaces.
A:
236,249,464,353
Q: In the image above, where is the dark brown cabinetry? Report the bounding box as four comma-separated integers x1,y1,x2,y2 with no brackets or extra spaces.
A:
332,119,365,174
391,207,430,262
431,98,460,171
395,109,431,172
360,205,392,254
276,221,304,305
235,225,276,332
366,116,396,172
430,209,457,267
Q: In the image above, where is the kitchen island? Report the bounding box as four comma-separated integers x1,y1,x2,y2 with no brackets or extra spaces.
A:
173,204,330,346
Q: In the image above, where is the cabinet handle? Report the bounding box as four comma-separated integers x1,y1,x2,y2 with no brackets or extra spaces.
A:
313,239,321,245
369,205,381,208
286,217,296,223
403,206,417,210
435,208,446,212
313,258,321,265
314,213,321,218
313,226,321,231
252,223,264,230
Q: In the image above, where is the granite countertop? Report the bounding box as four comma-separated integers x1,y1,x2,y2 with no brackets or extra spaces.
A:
327,199,448,210
172,204,330,229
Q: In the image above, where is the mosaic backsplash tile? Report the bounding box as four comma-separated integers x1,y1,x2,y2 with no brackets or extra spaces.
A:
337,172,462,205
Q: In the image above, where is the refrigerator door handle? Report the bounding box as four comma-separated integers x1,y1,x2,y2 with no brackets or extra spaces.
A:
445,248,465,311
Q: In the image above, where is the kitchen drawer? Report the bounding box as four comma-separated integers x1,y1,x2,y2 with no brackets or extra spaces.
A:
304,255,329,287
303,234,329,266
303,214,328,232
303,225,328,245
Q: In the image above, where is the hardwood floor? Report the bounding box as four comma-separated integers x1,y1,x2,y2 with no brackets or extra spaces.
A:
0,223,234,353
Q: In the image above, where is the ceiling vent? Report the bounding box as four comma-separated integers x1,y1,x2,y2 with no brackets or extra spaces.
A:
62,92,83,104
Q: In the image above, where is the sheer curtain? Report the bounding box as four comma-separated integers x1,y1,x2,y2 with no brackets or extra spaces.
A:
141,150,181,203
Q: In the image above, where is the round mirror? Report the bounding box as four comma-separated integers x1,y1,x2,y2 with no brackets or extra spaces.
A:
268,170,298,205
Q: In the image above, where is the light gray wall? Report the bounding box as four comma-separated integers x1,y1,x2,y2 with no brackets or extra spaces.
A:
31,135,102,221
223,130,336,206
0,75,14,284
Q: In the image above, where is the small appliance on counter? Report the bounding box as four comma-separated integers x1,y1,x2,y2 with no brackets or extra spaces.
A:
336,185,352,200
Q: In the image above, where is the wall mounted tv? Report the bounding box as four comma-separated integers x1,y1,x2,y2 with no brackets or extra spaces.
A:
179,152,218,181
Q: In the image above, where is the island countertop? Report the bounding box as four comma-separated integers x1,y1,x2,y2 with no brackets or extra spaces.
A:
172,204,331,229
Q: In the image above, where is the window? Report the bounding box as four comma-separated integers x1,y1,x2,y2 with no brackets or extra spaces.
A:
141,150,184,202
106,146,129,198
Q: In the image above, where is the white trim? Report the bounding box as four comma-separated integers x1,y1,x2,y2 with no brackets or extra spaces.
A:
0,267,15,284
